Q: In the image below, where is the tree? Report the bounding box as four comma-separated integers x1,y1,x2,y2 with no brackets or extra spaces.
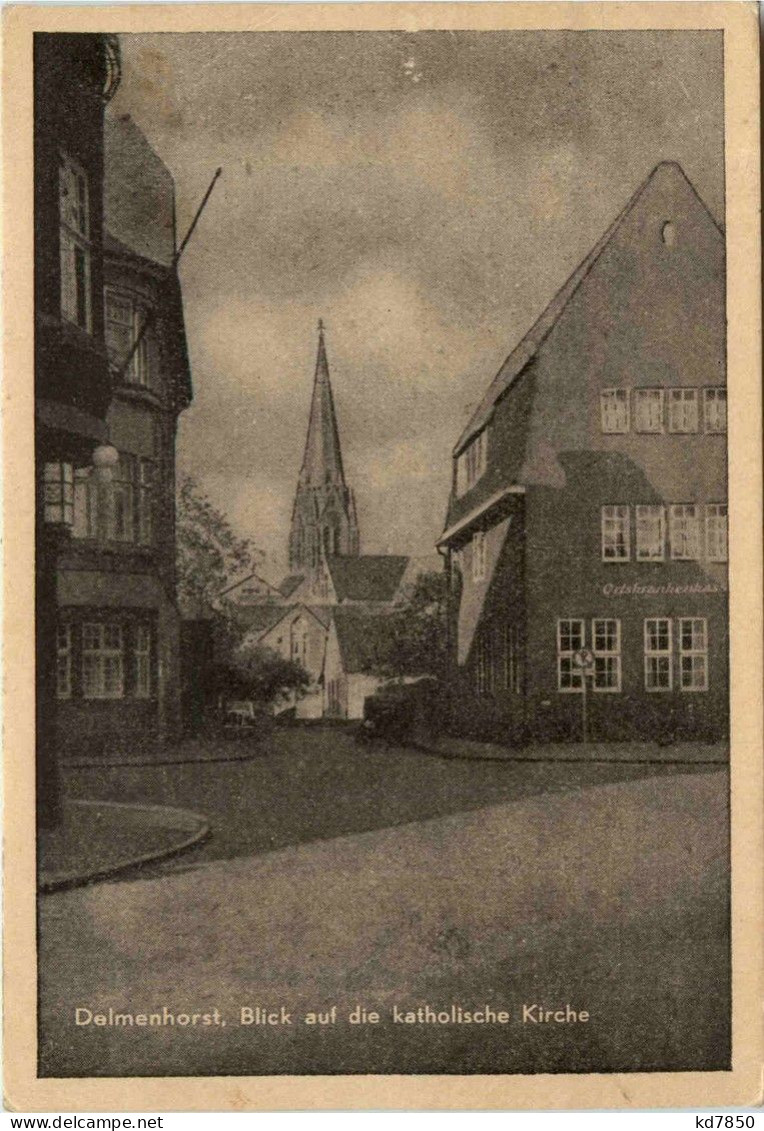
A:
217,644,311,708
176,473,262,618
382,569,449,678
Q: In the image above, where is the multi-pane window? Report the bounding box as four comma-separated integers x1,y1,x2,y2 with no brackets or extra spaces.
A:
635,505,666,561
601,505,630,561
73,467,98,539
669,504,701,560
679,618,708,691
135,625,152,699
592,618,621,692
600,389,630,434
59,153,91,331
668,388,699,433
107,455,136,542
43,462,74,526
71,456,155,545
557,619,585,692
705,503,728,562
475,629,492,696
56,624,72,699
472,530,487,582
291,617,309,669
704,388,727,433
456,429,488,496
105,290,152,387
634,389,664,433
644,618,672,691
82,623,124,699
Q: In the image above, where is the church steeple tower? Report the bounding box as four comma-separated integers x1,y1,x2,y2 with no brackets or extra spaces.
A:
289,322,359,573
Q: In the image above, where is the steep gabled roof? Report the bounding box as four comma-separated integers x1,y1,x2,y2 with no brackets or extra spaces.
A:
453,161,723,456
279,574,306,599
326,555,409,603
221,572,284,601
298,321,346,488
332,609,397,675
233,604,290,636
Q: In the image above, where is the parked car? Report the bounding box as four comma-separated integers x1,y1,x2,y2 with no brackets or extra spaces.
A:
361,677,441,744
220,698,273,739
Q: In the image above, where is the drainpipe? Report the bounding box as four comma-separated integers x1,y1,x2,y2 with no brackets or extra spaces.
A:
436,542,453,729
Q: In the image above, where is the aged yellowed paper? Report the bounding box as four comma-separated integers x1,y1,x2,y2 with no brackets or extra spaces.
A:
3,1,762,1112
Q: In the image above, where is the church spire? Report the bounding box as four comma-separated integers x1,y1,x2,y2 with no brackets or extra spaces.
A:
298,320,346,488
288,321,360,573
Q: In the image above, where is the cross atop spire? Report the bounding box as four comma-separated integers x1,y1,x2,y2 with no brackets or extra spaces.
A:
298,320,346,488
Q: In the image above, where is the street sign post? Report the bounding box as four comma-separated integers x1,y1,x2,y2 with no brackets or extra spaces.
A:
573,648,595,743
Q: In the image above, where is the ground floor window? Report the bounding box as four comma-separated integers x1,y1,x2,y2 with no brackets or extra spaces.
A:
592,618,621,692
135,624,152,698
679,618,708,691
56,624,72,699
644,618,673,691
557,619,585,692
82,622,124,699
56,616,155,701
643,617,709,692
557,618,622,693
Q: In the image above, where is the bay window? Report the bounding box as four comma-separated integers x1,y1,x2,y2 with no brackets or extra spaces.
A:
105,288,153,387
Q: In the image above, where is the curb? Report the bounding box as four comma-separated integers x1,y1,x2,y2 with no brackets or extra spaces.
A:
38,799,211,894
410,739,729,767
63,750,258,769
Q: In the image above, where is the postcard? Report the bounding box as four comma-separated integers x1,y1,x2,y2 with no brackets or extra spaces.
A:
3,1,762,1112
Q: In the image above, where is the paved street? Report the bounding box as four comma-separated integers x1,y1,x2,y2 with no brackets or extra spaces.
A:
39,727,729,1078
60,725,716,876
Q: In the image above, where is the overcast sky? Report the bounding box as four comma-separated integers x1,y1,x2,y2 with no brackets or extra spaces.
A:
110,30,724,581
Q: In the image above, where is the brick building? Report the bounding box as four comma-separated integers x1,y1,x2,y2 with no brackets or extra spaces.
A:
54,111,192,756
438,163,727,745
34,33,122,817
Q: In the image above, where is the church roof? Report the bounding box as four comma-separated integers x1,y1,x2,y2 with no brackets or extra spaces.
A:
279,574,305,598
326,555,409,603
332,609,398,675
298,321,346,488
232,604,289,635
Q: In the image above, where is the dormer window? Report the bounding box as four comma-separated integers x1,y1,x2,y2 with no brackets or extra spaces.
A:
59,153,92,331
105,288,153,387
456,428,488,497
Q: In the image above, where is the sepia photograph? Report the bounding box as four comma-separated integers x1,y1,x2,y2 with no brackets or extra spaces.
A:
3,1,762,1112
